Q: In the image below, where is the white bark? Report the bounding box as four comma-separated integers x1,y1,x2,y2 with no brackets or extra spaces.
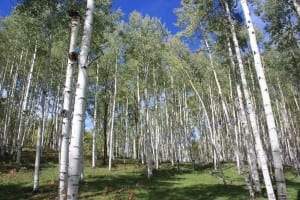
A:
236,84,261,196
0,61,8,152
142,64,153,178
278,82,300,172
209,87,218,170
241,1,287,199
153,70,160,169
124,98,129,158
145,99,153,179
34,31,52,192
16,43,36,163
59,12,80,200
13,50,24,162
0,60,9,95
33,90,45,192
226,39,241,174
134,66,140,160
183,69,226,184
108,56,118,171
293,0,300,17
170,77,175,166
225,1,275,197
67,1,94,199
204,39,230,121
92,64,99,168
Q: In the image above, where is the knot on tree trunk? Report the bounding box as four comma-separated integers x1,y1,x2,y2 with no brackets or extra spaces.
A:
68,52,78,62
68,10,80,19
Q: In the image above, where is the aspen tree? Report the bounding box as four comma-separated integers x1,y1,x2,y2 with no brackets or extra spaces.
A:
223,1,276,197
108,55,118,171
59,10,80,200
67,0,94,198
15,45,34,160
240,0,288,198
92,64,99,168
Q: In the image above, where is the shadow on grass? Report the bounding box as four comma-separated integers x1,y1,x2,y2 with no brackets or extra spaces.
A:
286,179,300,200
0,149,58,174
143,184,249,200
78,163,249,200
0,183,57,200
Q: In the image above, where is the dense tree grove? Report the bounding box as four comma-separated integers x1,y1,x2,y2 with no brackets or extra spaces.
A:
0,0,299,199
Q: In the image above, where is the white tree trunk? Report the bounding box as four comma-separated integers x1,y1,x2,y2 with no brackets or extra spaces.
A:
293,0,300,17
16,42,37,163
124,98,129,158
153,70,160,169
59,11,80,200
33,91,45,192
225,1,275,198
145,100,153,179
92,64,99,168
0,61,10,153
241,1,288,199
133,66,140,160
236,84,261,196
34,31,52,192
183,69,226,184
12,51,24,161
0,60,9,94
67,1,94,199
108,56,118,171
226,39,241,174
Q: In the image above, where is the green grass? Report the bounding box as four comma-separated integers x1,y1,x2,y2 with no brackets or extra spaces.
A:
0,150,299,200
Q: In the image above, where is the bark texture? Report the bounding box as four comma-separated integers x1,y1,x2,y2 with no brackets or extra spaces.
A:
67,1,94,199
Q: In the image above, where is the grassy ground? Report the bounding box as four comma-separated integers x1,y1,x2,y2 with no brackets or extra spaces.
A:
0,150,299,200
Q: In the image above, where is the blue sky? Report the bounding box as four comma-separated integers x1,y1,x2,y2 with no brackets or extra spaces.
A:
0,0,181,34
0,0,18,16
112,0,181,34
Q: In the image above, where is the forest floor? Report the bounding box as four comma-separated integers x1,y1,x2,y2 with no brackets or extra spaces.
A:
0,149,299,200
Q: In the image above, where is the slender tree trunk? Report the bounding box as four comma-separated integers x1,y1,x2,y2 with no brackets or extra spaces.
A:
92,64,99,168
0,61,9,152
103,99,109,165
108,55,118,171
145,93,153,179
13,51,25,160
183,69,226,185
209,87,218,170
240,1,288,199
124,98,129,159
225,1,276,198
33,90,45,192
277,81,300,173
226,40,241,174
54,86,62,151
59,11,80,200
33,30,52,191
135,66,141,161
67,1,94,198
170,77,175,166
15,43,36,163
236,84,261,197
153,69,160,169
0,60,9,94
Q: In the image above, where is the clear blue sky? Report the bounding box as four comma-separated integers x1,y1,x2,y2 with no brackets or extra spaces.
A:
0,0,18,16
0,0,181,34
112,0,181,34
